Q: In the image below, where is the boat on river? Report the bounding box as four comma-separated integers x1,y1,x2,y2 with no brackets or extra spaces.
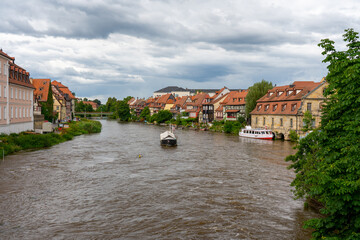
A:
160,125,177,146
239,126,274,140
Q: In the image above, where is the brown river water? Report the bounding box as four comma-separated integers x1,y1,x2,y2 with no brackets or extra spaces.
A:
0,120,320,239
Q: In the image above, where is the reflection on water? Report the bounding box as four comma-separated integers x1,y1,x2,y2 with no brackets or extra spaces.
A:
0,120,320,239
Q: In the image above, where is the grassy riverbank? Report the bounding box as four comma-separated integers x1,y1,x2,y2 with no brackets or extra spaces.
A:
0,119,101,156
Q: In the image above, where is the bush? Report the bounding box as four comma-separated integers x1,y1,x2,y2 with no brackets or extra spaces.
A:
288,130,299,142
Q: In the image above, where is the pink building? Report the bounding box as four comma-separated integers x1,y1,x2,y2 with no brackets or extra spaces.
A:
0,49,35,134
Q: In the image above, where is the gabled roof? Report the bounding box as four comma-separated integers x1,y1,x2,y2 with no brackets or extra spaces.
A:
221,90,248,106
33,79,51,102
52,80,76,99
256,81,322,103
0,49,15,60
156,93,174,104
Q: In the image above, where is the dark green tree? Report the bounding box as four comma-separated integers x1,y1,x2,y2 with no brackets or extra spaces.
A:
117,100,131,121
301,111,314,132
139,106,150,120
93,99,101,106
245,80,273,119
286,28,360,239
41,83,55,122
156,110,173,123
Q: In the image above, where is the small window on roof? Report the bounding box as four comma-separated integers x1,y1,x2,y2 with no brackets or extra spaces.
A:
282,104,287,111
268,92,274,97
265,104,269,111
278,91,283,96
291,103,297,111
257,105,262,111
296,89,302,94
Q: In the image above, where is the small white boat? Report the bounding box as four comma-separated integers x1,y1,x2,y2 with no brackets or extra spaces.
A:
239,126,273,140
160,125,177,146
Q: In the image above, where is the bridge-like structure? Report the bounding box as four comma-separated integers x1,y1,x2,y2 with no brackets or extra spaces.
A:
75,112,113,119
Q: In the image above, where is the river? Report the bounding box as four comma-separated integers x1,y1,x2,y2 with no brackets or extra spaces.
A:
0,120,320,239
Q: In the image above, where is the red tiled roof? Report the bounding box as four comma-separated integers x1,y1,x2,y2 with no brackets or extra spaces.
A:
0,49,15,60
156,93,173,104
83,101,98,109
8,62,34,89
251,101,301,115
221,90,248,106
52,80,76,99
33,79,51,102
225,109,240,113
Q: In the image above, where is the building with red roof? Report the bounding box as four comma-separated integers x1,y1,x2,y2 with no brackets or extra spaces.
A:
0,49,35,134
51,80,76,120
250,79,328,139
221,90,248,121
201,87,230,123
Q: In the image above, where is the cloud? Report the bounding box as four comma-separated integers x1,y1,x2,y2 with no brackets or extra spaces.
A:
0,0,359,100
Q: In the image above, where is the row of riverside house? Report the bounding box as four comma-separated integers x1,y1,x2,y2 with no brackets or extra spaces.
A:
129,79,327,140
0,49,77,134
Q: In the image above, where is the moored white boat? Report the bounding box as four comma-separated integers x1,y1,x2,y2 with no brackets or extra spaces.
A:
239,126,273,140
160,125,177,146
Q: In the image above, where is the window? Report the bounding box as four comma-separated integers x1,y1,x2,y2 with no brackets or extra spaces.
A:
4,86,6,98
19,107,21,118
4,64,7,76
0,106,1,120
268,92,274,97
273,104,278,111
15,89,17,99
256,117,258,124
291,104,297,111
258,105,262,111
11,87,13,98
280,118,283,126
277,91,283,96
4,106,6,120
15,107,17,118
281,104,286,111
296,89,302,94
11,107,13,119
271,118,274,126
290,118,293,128
263,117,266,125
265,105,269,111
238,98,241,102
307,103,312,111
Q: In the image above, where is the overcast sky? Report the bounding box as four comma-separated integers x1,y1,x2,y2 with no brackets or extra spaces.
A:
1,0,359,103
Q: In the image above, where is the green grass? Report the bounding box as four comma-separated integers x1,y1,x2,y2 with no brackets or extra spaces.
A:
0,119,101,156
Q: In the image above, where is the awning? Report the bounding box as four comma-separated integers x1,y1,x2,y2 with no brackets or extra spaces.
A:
225,109,240,113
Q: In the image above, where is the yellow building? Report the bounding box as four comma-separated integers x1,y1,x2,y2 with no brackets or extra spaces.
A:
250,79,327,140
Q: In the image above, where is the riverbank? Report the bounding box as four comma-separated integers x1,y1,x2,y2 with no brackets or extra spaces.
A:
0,119,101,157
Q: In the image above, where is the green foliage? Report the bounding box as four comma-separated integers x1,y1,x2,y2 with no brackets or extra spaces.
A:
75,101,94,112
117,100,131,121
287,28,360,239
41,83,55,122
223,120,244,134
156,110,173,123
245,80,273,119
288,130,299,142
93,99,101,106
139,106,150,121
0,120,101,156
302,111,314,132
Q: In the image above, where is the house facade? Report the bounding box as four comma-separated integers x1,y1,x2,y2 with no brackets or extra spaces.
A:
0,50,35,134
250,80,327,139
52,81,76,120
202,87,230,123
222,90,248,121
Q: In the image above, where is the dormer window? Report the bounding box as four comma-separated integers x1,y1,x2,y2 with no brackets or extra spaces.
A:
277,91,283,96
296,90,302,94
273,104,277,111
291,104,297,111
265,104,269,111
233,98,236,102
257,105,262,111
268,92,274,97
286,90,293,96
282,104,287,111
238,98,241,102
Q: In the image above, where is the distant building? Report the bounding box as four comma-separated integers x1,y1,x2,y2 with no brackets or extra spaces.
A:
83,101,98,111
153,86,236,98
52,81,76,120
221,90,248,121
0,50,35,134
202,87,230,123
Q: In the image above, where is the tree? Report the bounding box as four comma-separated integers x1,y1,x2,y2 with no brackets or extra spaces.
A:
156,110,173,123
93,99,101,106
41,83,55,122
139,106,150,120
117,100,131,121
286,29,360,239
245,80,273,119
301,111,314,132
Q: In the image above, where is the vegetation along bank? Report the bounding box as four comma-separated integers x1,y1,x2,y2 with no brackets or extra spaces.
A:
0,119,102,157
